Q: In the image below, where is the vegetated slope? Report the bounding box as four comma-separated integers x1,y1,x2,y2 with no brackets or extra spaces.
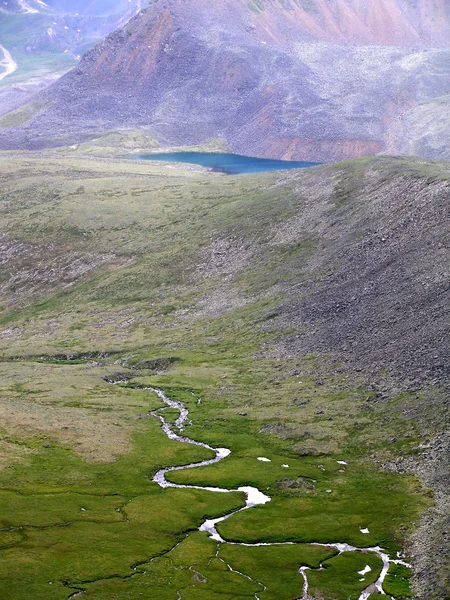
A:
0,154,448,391
0,153,448,597
0,0,145,85
2,0,450,161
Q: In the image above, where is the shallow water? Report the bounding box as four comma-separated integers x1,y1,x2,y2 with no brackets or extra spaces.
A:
128,152,321,174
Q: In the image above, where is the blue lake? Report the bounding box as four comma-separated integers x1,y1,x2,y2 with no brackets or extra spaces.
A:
129,152,321,175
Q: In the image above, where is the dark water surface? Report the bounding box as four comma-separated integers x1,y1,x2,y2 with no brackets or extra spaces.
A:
129,152,321,174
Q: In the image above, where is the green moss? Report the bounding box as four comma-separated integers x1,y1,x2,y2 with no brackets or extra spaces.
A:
0,388,245,599
216,468,423,552
308,551,383,599
383,563,413,597
220,543,337,599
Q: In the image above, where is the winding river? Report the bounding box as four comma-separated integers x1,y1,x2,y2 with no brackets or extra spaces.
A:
149,387,411,600
0,44,17,82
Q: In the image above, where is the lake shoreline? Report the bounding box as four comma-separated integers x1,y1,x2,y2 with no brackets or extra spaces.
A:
126,151,322,175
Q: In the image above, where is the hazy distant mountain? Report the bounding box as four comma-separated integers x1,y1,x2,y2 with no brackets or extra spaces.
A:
2,0,450,161
0,0,145,82
3,1,143,13
1,1,143,14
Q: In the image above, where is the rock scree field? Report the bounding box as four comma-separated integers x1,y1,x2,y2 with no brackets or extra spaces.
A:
0,149,448,599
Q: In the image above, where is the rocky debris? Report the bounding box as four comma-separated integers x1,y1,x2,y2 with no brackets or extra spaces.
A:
0,326,21,340
275,168,450,388
36,351,116,363
0,234,124,308
102,372,132,384
259,422,296,438
186,287,249,320
275,477,315,491
194,236,254,279
131,357,178,373
382,431,450,598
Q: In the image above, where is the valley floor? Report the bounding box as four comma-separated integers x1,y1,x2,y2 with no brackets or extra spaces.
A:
0,150,447,599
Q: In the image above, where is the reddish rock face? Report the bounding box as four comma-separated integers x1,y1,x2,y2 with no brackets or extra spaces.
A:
3,0,450,161
244,0,450,48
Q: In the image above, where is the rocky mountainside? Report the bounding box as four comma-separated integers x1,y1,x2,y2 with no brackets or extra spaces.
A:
1,0,450,161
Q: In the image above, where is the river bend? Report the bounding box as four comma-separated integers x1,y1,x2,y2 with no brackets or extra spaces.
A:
149,387,411,600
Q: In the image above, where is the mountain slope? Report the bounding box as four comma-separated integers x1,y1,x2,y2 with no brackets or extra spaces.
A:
0,152,448,598
1,154,447,385
1,0,450,160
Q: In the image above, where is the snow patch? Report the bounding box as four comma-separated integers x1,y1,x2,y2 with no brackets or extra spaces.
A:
0,44,17,81
17,0,38,13
238,486,271,507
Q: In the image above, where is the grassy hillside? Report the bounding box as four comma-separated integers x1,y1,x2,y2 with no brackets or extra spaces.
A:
0,151,448,599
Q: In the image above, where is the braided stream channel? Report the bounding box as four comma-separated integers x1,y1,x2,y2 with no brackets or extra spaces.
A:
149,388,410,600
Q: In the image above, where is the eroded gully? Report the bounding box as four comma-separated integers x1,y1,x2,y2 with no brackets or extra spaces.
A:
149,388,411,600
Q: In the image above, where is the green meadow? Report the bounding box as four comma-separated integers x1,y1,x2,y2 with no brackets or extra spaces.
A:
0,150,443,598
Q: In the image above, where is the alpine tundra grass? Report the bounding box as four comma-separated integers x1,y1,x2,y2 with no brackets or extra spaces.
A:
0,151,447,599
